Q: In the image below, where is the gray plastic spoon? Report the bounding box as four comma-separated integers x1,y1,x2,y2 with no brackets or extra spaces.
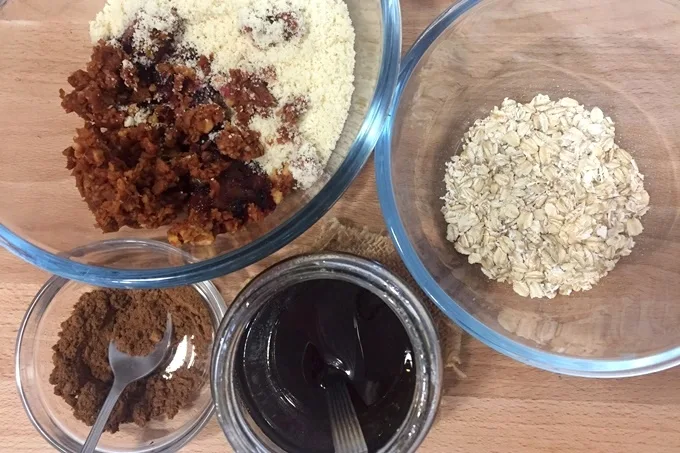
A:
81,314,173,453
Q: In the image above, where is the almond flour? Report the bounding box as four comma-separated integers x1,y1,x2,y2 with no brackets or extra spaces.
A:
442,94,650,299
90,0,356,189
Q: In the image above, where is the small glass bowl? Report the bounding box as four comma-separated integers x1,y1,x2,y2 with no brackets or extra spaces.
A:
15,239,227,453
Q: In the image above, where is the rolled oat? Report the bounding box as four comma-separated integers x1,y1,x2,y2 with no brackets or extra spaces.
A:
442,94,649,298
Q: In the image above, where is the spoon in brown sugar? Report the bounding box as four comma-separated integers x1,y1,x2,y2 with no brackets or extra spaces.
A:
81,314,174,453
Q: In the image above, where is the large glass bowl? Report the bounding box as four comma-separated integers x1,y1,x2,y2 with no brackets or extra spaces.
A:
0,0,401,288
376,0,680,377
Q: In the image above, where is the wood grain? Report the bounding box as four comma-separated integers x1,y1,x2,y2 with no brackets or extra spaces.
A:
1,0,680,452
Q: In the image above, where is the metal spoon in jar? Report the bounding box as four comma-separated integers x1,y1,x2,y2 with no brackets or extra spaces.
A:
317,300,368,453
81,314,174,453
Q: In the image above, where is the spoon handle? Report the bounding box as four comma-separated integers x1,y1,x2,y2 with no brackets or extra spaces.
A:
81,380,126,453
326,375,368,453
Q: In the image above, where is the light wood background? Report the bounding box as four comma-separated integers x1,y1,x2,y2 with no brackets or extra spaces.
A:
2,0,680,452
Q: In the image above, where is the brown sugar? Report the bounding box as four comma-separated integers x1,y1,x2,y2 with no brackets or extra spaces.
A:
61,27,293,245
219,68,278,124
49,287,213,433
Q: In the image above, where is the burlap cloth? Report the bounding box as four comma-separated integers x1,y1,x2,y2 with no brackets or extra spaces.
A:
312,218,465,377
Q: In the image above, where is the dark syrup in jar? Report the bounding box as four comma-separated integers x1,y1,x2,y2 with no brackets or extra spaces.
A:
236,279,416,452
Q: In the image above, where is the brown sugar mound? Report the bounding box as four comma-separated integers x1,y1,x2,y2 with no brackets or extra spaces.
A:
49,287,213,433
60,26,294,245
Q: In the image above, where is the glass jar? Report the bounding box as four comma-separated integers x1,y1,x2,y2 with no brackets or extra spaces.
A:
211,253,443,453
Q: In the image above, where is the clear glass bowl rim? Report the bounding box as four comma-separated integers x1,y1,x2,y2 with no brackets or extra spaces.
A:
15,239,228,452
0,0,402,289
374,0,680,378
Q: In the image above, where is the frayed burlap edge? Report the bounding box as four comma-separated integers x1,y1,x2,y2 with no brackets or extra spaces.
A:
313,218,465,377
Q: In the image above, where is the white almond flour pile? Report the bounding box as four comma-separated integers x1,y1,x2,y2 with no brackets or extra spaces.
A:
442,94,650,299
91,0,356,189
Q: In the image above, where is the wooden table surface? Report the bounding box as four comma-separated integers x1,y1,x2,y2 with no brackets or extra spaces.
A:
2,0,680,452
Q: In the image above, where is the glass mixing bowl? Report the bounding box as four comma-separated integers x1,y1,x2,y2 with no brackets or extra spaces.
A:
0,0,401,287
376,0,680,377
15,239,227,452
